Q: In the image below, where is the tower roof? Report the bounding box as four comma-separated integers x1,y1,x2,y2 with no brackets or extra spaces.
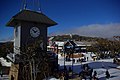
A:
6,10,57,27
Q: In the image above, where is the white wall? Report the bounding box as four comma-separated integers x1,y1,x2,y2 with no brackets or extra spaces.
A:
14,26,21,54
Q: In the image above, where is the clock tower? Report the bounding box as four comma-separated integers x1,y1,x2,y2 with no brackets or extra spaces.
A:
6,10,57,80
6,10,57,53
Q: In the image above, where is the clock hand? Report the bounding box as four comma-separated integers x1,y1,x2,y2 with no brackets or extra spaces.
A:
32,29,37,33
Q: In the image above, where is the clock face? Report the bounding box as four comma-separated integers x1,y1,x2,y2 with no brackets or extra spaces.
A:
30,27,40,38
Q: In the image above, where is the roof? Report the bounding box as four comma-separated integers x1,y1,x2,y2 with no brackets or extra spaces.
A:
6,10,57,27
75,41,93,46
64,40,77,47
0,57,11,67
48,37,54,41
55,41,64,46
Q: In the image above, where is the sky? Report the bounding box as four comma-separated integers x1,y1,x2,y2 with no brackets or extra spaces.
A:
0,0,120,41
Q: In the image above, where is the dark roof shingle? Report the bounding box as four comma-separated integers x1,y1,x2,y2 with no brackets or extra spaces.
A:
6,10,57,27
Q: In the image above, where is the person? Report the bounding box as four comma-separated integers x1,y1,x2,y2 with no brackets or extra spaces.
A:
78,58,81,62
87,57,89,61
93,71,98,80
113,58,116,63
0,70,3,77
60,72,64,80
66,56,68,61
69,67,72,72
64,66,67,71
102,61,104,68
11,75,14,80
89,68,93,79
80,70,86,80
73,59,75,63
64,71,69,80
106,69,110,79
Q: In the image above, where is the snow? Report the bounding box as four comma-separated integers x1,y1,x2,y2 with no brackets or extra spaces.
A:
58,53,120,80
0,75,9,80
84,52,94,61
0,57,11,67
43,77,60,80
0,52,120,80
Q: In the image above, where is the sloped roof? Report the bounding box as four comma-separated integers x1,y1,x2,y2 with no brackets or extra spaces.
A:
75,41,93,46
6,10,57,27
0,57,11,67
64,40,77,47
55,41,64,46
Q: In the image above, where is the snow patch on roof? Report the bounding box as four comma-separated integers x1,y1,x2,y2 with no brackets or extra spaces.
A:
0,57,11,67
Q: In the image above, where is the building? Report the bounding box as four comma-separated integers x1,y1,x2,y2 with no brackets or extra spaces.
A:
47,37,93,53
0,57,11,75
47,41,65,53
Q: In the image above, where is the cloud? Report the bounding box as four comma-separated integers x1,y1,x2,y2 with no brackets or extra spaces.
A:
59,23,120,38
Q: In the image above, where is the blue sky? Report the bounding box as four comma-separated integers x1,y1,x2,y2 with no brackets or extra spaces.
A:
0,0,120,40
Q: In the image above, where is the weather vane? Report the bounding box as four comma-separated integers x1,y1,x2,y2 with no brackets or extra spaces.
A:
20,0,42,12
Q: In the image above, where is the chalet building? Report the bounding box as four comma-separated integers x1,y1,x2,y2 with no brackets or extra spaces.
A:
47,41,64,53
75,41,93,52
0,40,13,76
0,57,11,75
64,40,81,53
47,37,93,53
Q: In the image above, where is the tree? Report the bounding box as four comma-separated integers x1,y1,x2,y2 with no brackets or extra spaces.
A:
88,38,120,59
12,38,56,80
0,42,13,58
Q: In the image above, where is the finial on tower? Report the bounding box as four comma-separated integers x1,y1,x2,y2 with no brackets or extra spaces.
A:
20,0,42,12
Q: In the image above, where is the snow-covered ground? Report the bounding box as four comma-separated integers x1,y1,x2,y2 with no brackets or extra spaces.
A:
1,53,120,80
0,75,9,80
58,53,120,80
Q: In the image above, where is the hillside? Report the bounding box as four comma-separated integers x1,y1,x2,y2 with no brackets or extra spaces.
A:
51,34,105,42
